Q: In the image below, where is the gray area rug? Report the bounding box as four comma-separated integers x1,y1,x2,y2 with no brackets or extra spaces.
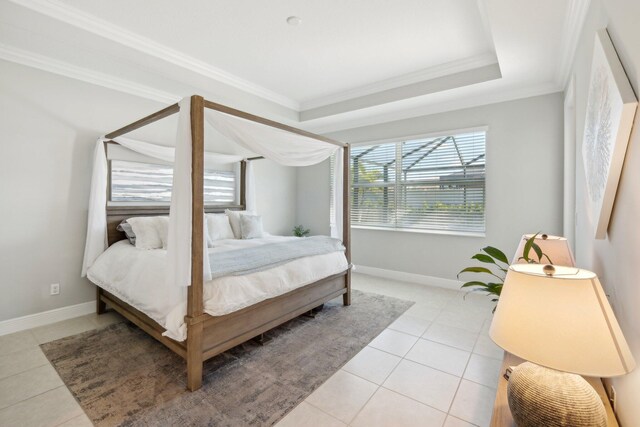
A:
41,290,413,426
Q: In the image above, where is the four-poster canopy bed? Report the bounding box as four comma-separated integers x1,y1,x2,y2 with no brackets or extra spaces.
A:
85,95,351,391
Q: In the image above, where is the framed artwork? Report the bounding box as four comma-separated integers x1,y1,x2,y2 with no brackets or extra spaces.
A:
583,29,638,239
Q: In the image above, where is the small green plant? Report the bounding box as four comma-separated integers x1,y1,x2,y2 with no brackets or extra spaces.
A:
457,246,509,312
517,233,554,264
293,225,310,237
457,233,553,312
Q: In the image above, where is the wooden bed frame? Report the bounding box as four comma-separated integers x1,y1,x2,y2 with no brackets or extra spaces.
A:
93,95,351,391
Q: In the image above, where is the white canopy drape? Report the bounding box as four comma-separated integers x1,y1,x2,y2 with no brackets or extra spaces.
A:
330,149,344,239
81,99,243,281
205,110,338,166
82,96,344,289
167,98,203,286
81,140,109,277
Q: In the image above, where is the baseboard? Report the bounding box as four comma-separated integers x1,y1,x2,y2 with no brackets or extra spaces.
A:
0,267,460,336
354,265,462,291
0,301,95,337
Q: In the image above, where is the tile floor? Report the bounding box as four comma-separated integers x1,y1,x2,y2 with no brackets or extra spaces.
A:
0,273,503,427
0,312,123,426
276,273,503,427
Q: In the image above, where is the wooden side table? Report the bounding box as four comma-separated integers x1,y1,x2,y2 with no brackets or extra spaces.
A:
490,352,619,426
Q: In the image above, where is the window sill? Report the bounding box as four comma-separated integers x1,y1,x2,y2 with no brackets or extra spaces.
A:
352,225,485,238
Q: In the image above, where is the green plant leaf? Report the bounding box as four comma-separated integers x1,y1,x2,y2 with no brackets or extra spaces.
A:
471,254,496,264
485,282,503,296
461,281,489,288
522,234,537,262
457,266,494,277
482,246,508,264
531,242,543,262
457,266,504,281
458,266,493,274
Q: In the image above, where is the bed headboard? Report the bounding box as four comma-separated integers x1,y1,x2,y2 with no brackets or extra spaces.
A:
106,205,244,246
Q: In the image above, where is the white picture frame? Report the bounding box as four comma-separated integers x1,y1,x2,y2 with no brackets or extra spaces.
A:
582,29,638,239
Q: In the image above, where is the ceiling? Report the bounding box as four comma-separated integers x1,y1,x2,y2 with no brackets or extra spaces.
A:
0,0,589,133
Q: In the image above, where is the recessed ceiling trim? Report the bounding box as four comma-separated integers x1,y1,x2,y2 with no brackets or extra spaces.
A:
0,43,181,104
7,0,300,110
300,62,502,121
475,0,498,55
556,0,591,89
306,81,562,134
300,53,499,110
0,40,562,137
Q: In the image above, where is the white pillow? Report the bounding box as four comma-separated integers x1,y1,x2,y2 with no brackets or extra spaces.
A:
225,209,253,239
240,214,264,239
162,215,214,248
127,217,164,249
207,214,235,242
204,218,214,248
155,216,170,249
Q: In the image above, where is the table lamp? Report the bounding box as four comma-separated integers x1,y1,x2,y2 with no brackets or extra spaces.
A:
512,234,576,266
490,263,635,427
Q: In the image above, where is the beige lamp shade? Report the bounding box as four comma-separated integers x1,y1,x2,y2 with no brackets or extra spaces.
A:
512,234,575,266
490,264,635,377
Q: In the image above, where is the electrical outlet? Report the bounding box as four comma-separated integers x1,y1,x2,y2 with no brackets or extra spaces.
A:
50,283,60,295
610,386,617,412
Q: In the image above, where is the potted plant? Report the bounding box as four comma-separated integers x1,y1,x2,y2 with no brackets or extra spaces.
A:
293,225,310,237
457,233,552,311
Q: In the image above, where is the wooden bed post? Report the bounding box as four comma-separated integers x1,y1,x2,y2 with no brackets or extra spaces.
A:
342,144,352,306
239,160,247,207
96,287,107,314
186,95,205,391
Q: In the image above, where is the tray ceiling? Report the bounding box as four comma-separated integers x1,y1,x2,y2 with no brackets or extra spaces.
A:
0,0,587,131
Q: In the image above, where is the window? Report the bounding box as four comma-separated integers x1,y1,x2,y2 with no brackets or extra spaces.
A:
110,160,237,204
349,130,486,234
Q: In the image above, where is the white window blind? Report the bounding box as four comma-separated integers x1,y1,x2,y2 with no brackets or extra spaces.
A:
349,130,486,233
110,160,236,204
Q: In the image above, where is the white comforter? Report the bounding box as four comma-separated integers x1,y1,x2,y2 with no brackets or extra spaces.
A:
87,236,348,341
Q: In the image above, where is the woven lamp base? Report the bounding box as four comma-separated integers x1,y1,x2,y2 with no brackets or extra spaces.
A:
507,362,607,427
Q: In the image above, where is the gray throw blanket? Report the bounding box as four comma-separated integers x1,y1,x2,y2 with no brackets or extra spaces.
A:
209,236,345,279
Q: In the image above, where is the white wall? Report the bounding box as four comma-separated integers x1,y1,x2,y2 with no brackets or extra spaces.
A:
298,93,564,280
569,0,640,424
0,59,297,322
296,159,331,236
254,159,297,236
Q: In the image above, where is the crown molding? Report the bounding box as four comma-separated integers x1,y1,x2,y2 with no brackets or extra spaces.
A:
300,53,499,110
8,0,300,110
5,0,575,121
305,81,562,134
0,41,562,137
556,0,591,89
0,43,182,104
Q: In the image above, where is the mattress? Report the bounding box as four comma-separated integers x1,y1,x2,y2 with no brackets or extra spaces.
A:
87,236,348,341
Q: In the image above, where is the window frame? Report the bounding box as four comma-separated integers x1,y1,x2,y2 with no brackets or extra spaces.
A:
107,158,239,206
348,126,488,237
